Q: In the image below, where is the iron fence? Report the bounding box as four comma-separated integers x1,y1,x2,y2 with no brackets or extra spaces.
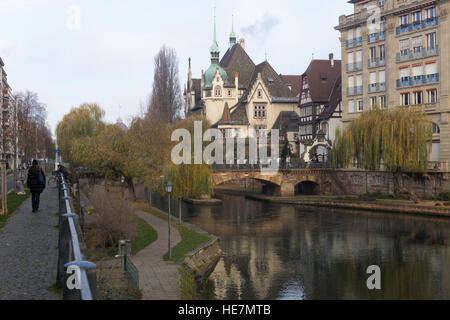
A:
56,172,98,300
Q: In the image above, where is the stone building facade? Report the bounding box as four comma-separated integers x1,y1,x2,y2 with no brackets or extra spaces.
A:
184,16,301,143
0,57,16,167
335,0,450,172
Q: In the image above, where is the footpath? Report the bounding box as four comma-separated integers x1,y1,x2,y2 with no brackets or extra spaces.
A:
0,187,60,300
132,208,182,300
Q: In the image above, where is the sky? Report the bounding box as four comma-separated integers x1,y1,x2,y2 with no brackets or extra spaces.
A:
0,0,353,136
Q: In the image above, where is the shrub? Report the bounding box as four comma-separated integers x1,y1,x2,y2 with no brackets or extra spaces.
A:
437,192,450,202
84,185,137,249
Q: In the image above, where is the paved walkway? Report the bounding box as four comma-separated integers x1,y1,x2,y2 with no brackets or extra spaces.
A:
132,207,182,300
0,187,60,300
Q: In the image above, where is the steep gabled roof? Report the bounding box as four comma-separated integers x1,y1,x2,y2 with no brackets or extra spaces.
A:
280,75,302,97
300,59,342,104
220,44,255,88
249,61,295,99
318,75,342,120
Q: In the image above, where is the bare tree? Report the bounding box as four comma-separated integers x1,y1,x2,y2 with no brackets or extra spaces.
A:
147,45,183,123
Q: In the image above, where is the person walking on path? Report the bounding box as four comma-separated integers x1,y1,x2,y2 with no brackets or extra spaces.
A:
27,160,46,213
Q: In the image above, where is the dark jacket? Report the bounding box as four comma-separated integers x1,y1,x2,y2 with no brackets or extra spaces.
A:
27,166,46,193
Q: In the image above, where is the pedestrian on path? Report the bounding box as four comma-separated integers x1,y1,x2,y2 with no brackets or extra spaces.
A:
27,160,46,213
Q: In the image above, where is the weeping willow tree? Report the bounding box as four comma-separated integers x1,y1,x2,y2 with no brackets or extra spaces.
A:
330,107,433,194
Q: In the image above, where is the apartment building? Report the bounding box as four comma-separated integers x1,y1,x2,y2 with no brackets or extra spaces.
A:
0,57,16,166
335,0,450,169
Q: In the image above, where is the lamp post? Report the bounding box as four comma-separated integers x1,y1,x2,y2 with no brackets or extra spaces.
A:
164,178,173,259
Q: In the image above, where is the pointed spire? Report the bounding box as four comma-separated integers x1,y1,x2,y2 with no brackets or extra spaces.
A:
210,6,220,63
229,14,237,49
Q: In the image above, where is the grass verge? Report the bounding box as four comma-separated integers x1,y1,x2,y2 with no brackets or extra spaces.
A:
132,216,158,254
131,201,212,263
0,190,31,230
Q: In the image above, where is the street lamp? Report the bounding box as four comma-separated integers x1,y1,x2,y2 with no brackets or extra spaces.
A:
164,178,173,259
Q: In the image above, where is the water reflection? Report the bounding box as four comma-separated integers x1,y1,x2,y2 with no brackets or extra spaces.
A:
152,193,450,300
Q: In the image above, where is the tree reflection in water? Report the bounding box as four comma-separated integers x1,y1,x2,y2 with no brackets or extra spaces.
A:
151,193,450,300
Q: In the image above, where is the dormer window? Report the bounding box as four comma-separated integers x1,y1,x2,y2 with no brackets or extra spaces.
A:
214,86,222,97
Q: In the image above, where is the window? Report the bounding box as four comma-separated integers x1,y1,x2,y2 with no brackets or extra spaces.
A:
357,99,363,112
412,36,423,52
255,125,267,138
412,11,422,23
427,33,436,49
433,123,440,134
401,92,411,106
413,91,423,105
380,95,387,108
370,96,377,108
400,39,410,56
427,89,438,103
257,90,262,98
415,176,425,186
379,45,385,61
214,86,222,97
376,176,383,185
228,90,232,97
352,175,360,185
370,47,376,60
400,14,409,26
349,100,355,113
426,7,436,20
254,105,266,119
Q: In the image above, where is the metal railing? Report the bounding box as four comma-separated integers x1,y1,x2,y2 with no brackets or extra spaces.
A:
396,17,439,35
56,172,97,300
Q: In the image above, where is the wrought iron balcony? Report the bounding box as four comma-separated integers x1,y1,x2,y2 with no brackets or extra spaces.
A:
396,46,439,62
396,17,438,35
347,86,363,96
346,61,363,72
368,31,385,43
396,74,439,88
346,37,362,48
368,82,386,93
368,58,385,68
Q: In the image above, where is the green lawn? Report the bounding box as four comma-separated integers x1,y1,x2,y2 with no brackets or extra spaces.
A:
0,191,31,230
132,216,158,254
131,201,212,262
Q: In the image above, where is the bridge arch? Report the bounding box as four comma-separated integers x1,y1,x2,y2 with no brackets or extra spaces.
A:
213,172,282,196
295,180,320,195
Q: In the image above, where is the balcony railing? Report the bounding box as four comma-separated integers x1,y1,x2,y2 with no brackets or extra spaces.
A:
346,61,363,72
396,74,439,88
346,37,362,48
368,31,385,43
347,86,363,96
368,82,386,93
368,58,385,68
396,17,439,35
396,45,439,62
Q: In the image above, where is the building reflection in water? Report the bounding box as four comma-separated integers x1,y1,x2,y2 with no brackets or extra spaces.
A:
152,193,450,300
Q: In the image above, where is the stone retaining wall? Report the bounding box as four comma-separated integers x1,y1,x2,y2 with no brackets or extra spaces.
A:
179,237,222,300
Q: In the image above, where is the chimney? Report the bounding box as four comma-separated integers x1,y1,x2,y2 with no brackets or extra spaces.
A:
235,72,239,103
239,38,246,50
329,53,334,68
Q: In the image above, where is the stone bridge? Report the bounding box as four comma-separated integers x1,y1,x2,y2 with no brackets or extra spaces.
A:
212,168,344,196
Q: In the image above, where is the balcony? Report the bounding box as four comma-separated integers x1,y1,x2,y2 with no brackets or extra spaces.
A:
396,17,438,36
346,37,362,48
346,61,363,72
347,86,363,96
368,82,386,93
396,74,439,88
368,31,385,43
396,46,439,62
368,58,385,68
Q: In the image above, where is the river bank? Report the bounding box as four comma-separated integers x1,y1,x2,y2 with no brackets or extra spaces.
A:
214,186,450,218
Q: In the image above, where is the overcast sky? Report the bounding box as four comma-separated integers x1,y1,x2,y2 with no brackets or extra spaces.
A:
0,0,353,135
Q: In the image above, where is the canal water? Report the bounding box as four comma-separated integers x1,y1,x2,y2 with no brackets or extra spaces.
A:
151,193,450,300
